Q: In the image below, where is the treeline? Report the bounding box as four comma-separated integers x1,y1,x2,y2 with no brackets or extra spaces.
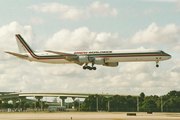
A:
74,90,180,112
0,101,48,111
1,90,180,112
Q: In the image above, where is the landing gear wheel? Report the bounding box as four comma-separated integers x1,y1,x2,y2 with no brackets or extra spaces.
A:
92,67,97,70
83,66,87,70
87,66,91,69
89,67,92,70
156,61,159,68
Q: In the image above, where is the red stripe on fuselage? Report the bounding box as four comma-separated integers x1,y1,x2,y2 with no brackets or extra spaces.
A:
96,54,170,58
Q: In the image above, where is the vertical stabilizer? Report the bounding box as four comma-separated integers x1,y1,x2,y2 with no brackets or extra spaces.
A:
15,34,33,53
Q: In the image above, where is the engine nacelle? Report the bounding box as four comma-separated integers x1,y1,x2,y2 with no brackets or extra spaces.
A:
93,58,105,65
103,62,118,67
78,56,89,63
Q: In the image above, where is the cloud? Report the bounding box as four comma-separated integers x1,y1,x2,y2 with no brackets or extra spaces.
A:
119,62,154,74
171,65,180,73
28,1,117,21
129,22,180,45
43,27,118,50
88,1,117,17
172,45,180,52
29,17,44,25
59,8,85,21
28,3,70,13
0,21,35,59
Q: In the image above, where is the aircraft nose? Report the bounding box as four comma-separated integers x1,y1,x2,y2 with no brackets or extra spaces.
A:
167,54,172,59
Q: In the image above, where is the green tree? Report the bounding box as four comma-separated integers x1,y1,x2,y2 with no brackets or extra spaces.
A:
126,96,137,109
44,104,49,109
1,103,9,109
24,103,30,110
30,104,35,110
81,95,96,111
98,96,108,111
39,102,48,111
141,98,157,112
73,101,79,109
35,102,41,111
7,104,13,108
110,95,128,111
140,92,145,98
18,102,24,110
13,103,19,109
167,90,180,97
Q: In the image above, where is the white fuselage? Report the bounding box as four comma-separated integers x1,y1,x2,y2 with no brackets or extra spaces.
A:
22,49,171,64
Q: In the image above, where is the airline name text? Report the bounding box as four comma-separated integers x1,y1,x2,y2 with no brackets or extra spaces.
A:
74,51,112,54
89,51,112,54
74,52,88,54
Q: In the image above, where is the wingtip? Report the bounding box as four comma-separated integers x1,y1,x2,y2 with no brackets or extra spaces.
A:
4,51,9,53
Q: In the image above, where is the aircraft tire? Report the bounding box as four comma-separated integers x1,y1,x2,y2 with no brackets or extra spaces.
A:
83,66,87,69
93,67,96,70
156,64,159,67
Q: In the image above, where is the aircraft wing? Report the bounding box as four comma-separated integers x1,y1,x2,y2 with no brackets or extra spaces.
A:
5,51,28,58
45,50,76,56
45,50,84,65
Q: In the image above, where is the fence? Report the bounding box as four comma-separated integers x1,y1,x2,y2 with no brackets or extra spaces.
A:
0,108,49,113
81,108,180,112
1,108,180,113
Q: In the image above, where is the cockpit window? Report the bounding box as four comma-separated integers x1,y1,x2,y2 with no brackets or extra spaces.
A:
160,51,165,54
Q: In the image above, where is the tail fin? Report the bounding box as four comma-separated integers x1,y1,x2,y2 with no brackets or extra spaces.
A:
15,34,34,53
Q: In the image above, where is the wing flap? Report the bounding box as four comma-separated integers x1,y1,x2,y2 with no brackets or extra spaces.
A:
5,51,28,58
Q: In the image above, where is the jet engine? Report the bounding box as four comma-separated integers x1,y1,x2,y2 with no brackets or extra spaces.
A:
103,62,118,67
78,56,89,63
93,58,105,65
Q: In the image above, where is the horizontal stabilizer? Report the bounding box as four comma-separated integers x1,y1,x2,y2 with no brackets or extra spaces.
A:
45,50,76,56
5,51,28,58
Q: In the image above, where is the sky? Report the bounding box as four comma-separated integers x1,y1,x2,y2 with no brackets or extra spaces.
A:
0,0,180,101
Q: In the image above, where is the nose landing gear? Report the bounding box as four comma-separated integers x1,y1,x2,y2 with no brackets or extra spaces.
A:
156,61,159,67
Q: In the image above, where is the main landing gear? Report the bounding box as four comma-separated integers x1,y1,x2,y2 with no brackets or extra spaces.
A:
156,61,159,68
83,63,97,70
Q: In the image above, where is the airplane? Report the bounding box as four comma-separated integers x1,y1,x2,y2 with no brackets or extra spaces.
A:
5,34,171,70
